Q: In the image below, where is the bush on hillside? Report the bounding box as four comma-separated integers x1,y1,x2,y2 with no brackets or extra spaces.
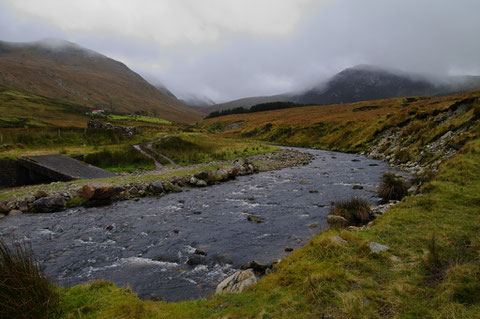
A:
330,197,373,225
0,239,59,319
378,172,408,202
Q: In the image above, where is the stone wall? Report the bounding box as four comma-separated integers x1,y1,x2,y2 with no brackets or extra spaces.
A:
0,159,22,187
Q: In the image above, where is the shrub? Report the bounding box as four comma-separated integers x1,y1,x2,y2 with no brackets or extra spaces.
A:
0,239,59,319
394,149,412,164
378,172,408,201
330,197,373,225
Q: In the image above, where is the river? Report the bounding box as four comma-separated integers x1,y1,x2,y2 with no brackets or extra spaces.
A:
0,148,405,301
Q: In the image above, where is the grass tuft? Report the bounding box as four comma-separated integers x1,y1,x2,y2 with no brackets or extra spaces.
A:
377,172,408,202
330,197,372,225
0,239,59,319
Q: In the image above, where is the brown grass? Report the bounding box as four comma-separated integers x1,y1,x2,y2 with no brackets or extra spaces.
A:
330,197,373,225
377,172,408,202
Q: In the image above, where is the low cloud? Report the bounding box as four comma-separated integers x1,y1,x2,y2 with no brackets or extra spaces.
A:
1,0,480,102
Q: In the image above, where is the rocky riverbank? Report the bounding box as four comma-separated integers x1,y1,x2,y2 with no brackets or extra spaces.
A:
0,149,312,217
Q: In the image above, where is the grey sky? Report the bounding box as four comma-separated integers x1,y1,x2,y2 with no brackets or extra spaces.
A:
1,0,480,102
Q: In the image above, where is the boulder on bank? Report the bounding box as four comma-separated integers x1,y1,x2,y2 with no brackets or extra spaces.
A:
150,181,164,194
206,169,229,183
189,177,207,187
194,171,209,180
33,196,66,213
0,200,8,214
216,270,257,295
326,215,349,228
81,184,115,200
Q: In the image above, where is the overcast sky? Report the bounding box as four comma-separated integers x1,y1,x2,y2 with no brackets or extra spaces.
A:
1,0,480,102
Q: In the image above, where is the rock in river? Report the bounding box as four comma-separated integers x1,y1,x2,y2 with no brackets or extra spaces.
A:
247,214,264,223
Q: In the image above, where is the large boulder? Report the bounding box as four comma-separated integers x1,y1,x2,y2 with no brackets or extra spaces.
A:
206,169,229,183
150,181,164,194
33,196,66,213
81,184,115,200
216,270,257,295
189,177,207,187
194,171,209,180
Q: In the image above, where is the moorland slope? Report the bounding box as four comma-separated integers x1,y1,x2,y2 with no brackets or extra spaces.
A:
0,39,202,123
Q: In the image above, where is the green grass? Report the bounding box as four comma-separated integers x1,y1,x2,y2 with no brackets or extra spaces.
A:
97,114,172,125
152,133,278,165
53,135,480,318
0,86,91,129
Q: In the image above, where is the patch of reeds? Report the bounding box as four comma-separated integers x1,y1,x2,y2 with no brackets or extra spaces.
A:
0,239,59,319
377,172,408,201
330,197,373,225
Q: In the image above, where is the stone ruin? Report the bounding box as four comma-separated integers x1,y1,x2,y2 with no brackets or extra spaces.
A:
87,121,137,138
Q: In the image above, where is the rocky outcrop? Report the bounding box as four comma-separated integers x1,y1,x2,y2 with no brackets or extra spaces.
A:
216,270,257,295
366,98,477,175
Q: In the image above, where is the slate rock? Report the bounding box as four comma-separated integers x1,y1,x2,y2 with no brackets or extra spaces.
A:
216,270,257,295
33,196,66,213
369,242,389,253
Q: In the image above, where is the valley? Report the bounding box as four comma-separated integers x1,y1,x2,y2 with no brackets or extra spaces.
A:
0,35,479,319
1,83,480,318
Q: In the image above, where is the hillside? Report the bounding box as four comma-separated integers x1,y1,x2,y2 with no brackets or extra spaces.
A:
203,65,480,114
0,39,202,124
201,90,480,171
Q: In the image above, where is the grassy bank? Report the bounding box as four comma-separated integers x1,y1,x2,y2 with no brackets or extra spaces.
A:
200,91,480,163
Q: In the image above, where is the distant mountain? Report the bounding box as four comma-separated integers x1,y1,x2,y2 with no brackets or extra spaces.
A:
292,65,480,104
201,93,293,114
205,65,480,114
0,39,202,123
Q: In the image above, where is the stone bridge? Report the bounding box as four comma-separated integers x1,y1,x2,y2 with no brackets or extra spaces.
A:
0,155,115,187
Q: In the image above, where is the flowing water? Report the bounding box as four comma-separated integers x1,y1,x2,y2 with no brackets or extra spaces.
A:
0,148,407,301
